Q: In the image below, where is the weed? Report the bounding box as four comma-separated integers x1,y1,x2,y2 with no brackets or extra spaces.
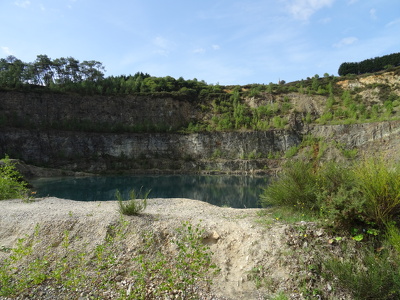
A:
211,148,223,159
322,246,400,299
353,156,400,227
284,145,299,158
0,155,29,200
270,291,289,300
260,160,319,211
116,188,150,216
128,221,219,299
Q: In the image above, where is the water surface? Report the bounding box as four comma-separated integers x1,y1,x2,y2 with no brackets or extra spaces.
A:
31,175,268,208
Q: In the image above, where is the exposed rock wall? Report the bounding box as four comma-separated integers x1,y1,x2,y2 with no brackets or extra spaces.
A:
0,128,300,173
1,120,399,174
0,91,197,129
308,120,400,148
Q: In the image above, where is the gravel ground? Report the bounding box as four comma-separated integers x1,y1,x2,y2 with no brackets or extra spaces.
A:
0,197,342,299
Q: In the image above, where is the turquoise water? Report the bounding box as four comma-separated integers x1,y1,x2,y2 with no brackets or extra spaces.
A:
31,175,269,208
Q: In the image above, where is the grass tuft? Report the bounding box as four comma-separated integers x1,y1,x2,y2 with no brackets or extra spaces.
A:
116,188,150,216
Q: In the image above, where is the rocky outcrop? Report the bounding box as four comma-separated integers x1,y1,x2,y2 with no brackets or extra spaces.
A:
0,128,300,174
1,120,399,174
308,120,400,148
1,70,399,174
0,91,197,130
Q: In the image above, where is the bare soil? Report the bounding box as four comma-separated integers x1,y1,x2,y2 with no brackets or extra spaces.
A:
0,197,343,299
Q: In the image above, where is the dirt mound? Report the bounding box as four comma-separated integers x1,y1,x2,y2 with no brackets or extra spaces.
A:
0,198,343,299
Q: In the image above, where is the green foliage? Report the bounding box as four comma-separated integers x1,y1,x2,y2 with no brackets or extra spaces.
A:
272,116,287,128
270,291,289,300
0,220,219,299
261,157,400,230
317,112,333,124
260,160,318,212
322,247,400,299
284,145,299,158
0,155,28,200
338,52,400,76
116,188,150,216
386,223,400,258
129,222,219,299
353,157,400,226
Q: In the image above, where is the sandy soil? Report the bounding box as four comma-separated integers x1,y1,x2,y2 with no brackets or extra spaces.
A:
0,197,320,299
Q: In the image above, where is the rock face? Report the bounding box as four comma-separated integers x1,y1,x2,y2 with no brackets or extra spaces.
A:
0,91,197,130
308,120,400,148
0,128,300,173
1,120,399,174
1,75,400,174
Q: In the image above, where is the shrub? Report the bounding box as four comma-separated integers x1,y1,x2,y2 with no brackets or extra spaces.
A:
322,247,400,300
0,155,28,200
353,157,400,227
260,160,318,211
261,156,400,230
116,188,150,216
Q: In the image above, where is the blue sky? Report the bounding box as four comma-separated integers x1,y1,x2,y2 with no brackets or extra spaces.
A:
1,0,399,85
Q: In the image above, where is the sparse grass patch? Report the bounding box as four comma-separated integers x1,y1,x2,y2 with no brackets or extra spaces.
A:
284,145,300,158
321,246,400,300
116,188,150,216
0,220,219,299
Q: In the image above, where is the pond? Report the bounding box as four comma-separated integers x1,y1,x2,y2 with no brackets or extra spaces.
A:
31,174,269,208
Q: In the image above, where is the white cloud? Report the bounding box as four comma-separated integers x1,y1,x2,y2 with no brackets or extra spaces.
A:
370,8,377,20
212,44,220,50
193,48,205,54
319,17,331,24
152,36,175,56
333,37,358,48
286,0,335,21
386,18,400,27
347,0,358,4
1,46,13,56
14,0,30,8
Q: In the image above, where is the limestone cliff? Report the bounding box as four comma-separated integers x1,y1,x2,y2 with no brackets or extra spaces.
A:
0,71,399,175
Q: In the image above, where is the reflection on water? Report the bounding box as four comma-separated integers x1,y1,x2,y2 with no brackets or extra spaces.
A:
31,175,269,208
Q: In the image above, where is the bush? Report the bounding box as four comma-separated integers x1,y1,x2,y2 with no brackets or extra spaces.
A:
353,157,400,227
261,157,400,229
116,188,150,216
322,247,400,300
0,155,28,200
260,160,319,211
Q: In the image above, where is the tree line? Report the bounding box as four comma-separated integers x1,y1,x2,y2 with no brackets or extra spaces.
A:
0,54,223,98
0,55,105,87
338,52,400,76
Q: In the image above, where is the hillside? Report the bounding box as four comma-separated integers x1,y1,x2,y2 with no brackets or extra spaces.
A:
1,68,400,174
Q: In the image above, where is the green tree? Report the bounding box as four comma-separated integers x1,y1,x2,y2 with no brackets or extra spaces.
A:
0,156,28,200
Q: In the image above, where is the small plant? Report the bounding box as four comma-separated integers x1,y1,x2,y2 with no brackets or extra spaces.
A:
129,222,219,299
322,247,400,299
353,156,400,227
211,148,223,159
0,155,29,200
284,145,299,158
270,291,289,300
116,188,150,216
260,160,318,211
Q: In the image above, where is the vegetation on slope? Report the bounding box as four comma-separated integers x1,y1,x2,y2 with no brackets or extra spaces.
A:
0,156,28,200
260,156,400,299
1,53,400,134
338,52,400,76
